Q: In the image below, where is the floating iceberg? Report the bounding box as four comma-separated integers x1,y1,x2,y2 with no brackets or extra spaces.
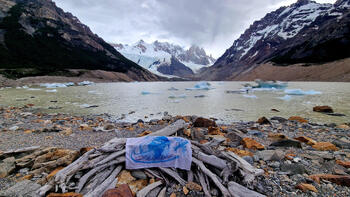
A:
46,89,57,93
40,83,67,88
284,89,322,95
253,79,288,89
77,81,95,86
278,95,292,101
186,82,212,90
243,94,258,99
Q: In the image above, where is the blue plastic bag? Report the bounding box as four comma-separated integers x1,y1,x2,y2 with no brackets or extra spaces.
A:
126,136,192,170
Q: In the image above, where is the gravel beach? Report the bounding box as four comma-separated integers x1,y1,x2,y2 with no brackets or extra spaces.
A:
1,105,350,196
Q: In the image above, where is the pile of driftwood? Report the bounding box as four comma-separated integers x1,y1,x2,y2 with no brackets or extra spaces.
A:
37,120,266,197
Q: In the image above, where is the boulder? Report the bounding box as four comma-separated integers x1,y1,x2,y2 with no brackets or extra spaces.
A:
0,157,15,178
0,180,41,197
193,117,217,128
269,139,302,148
313,106,333,113
102,185,133,197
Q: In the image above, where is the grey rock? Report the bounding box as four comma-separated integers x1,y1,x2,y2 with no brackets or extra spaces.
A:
225,132,243,147
0,180,41,197
0,157,15,178
333,138,350,149
131,170,147,180
269,161,281,168
242,156,254,165
247,130,264,138
280,163,307,175
269,139,302,148
255,150,284,161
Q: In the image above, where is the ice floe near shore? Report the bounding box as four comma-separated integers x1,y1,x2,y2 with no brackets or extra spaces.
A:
284,89,322,95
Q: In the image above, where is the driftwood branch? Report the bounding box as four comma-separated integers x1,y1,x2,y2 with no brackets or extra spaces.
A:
192,158,231,197
228,181,266,197
85,165,122,197
137,181,163,197
148,119,187,136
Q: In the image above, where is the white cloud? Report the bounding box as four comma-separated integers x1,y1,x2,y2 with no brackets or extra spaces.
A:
53,0,337,58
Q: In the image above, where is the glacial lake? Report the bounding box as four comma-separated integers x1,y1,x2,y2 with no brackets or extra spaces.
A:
0,82,349,124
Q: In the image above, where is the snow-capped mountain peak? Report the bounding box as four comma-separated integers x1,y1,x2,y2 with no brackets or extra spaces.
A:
200,0,350,81
112,40,216,78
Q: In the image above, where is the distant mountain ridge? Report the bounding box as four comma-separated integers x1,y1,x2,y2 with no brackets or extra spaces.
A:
112,40,215,78
0,0,160,81
200,0,350,81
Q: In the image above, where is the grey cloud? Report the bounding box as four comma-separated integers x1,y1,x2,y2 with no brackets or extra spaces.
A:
53,0,336,57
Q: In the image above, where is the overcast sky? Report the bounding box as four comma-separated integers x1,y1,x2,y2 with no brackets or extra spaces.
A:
53,0,336,58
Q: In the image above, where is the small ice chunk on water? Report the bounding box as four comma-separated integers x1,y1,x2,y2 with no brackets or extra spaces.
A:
168,87,179,91
278,95,292,101
27,88,41,91
168,94,186,99
46,89,57,93
78,81,95,86
284,89,321,95
186,81,212,90
88,90,102,95
243,94,257,99
141,91,151,95
80,104,98,108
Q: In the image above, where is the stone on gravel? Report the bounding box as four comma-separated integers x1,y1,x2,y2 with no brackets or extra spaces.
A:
332,138,350,149
255,150,284,161
47,192,83,197
280,163,307,175
257,117,271,125
0,157,15,178
131,170,147,180
242,137,265,150
102,185,133,197
296,183,318,193
193,117,217,128
309,174,350,186
225,132,242,147
295,136,317,145
288,116,308,123
336,160,350,168
270,139,302,148
313,106,333,113
312,142,339,151
0,180,41,197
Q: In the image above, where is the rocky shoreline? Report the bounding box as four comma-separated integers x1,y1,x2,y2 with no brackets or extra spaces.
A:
0,105,350,196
